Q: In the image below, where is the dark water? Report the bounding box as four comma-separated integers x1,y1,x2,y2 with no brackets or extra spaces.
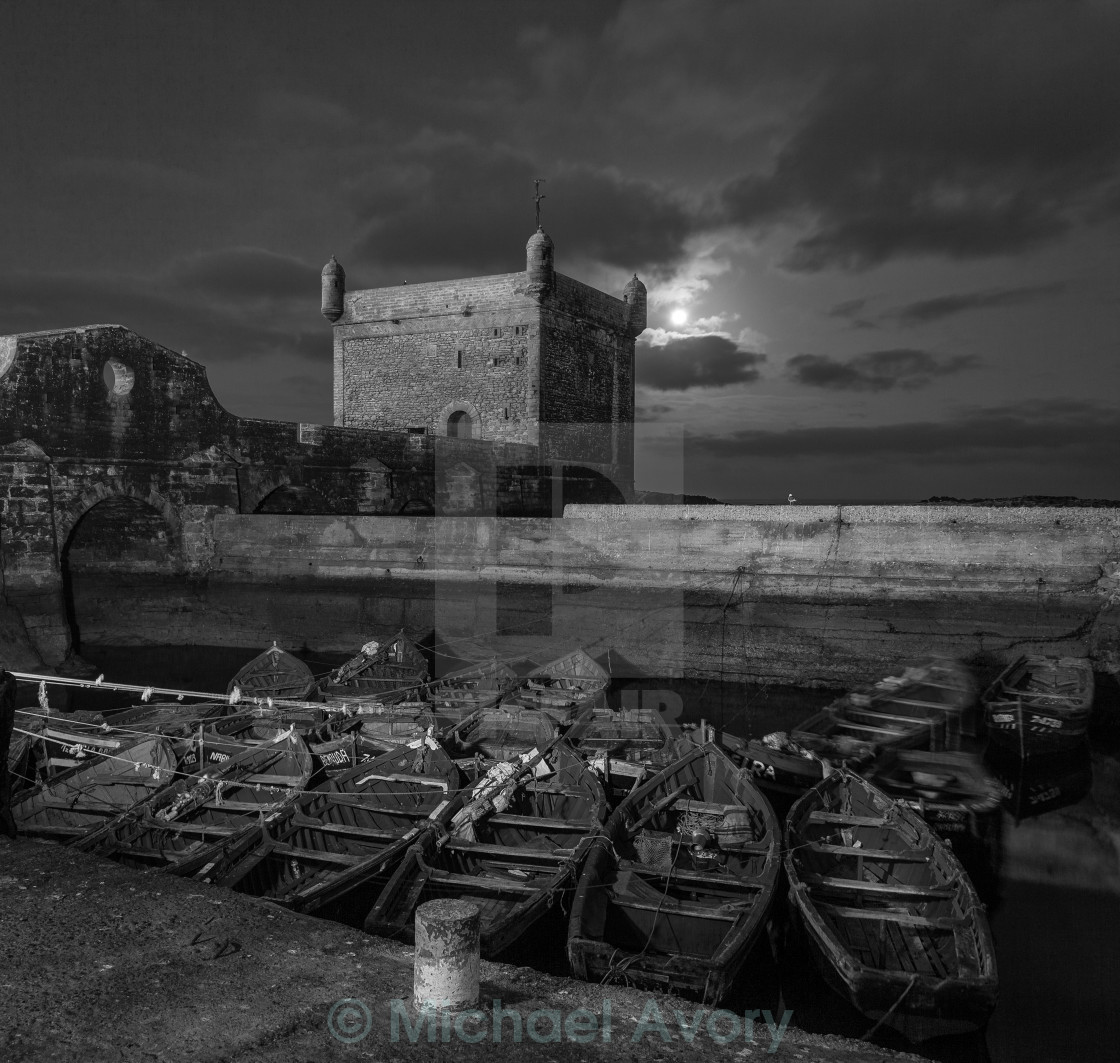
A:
49,645,1120,1062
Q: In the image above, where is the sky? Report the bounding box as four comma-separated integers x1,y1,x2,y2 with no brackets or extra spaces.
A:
2,0,1118,501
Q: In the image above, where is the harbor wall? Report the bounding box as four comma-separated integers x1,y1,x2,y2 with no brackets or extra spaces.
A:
63,504,1120,687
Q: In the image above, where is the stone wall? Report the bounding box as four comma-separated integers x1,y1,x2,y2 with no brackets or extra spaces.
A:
334,273,540,443
61,505,1119,686
0,324,615,664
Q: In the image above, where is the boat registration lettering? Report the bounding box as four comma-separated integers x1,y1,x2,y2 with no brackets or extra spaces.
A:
990,713,1014,724
1029,715,1061,729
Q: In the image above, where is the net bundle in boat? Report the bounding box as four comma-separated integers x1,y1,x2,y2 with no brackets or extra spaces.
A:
634,829,674,870
678,807,724,837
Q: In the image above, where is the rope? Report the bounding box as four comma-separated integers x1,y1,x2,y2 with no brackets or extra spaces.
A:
861,974,920,1041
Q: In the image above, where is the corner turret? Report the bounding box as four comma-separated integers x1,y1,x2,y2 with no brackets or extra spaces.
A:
526,228,554,293
321,255,346,322
623,274,647,337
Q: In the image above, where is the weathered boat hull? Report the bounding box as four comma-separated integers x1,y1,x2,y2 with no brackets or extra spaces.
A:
366,741,607,956
567,741,780,1007
506,647,610,724
178,739,460,918
13,738,177,843
866,749,1003,861
785,769,998,1043
320,631,429,705
983,655,1094,758
73,731,312,870
227,644,320,702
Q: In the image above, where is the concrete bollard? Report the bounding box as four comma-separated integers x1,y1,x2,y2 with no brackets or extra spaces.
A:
413,898,481,1013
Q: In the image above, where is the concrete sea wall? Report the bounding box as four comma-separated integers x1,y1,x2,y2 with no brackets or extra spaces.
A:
65,504,1120,686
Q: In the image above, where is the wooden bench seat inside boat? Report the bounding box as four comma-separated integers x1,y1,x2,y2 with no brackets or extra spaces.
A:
802,872,955,899
808,811,890,827
806,841,932,862
289,819,403,842
266,842,364,866
814,899,968,929
484,813,588,830
619,859,766,891
614,895,743,920
422,869,541,893
445,840,570,861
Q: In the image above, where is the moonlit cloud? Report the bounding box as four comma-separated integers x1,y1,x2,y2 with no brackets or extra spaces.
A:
638,334,766,391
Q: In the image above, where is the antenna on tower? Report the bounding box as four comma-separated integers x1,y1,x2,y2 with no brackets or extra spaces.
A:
533,177,546,229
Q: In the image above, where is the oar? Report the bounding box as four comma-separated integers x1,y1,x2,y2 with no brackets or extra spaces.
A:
626,781,692,837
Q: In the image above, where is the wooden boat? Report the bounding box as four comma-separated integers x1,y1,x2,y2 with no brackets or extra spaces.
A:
568,704,682,805
227,642,320,702
987,741,1092,822
365,740,608,956
173,737,462,920
567,740,780,1006
13,737,177,843
792,676,951,766
35,709,128,778
852,658,979,743
104,700,230,769
730,730,866,795
784,768,998,1042
72,729,312,870
865,749,1003,858
427,657,518,716
320,630,429,705
506,647,609,724
442,705,559,766
983,654,1095,758
33,700,229,778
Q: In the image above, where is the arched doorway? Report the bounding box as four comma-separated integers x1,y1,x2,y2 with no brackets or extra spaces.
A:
254,484,332,514
60,496,182,652
447,410,473,439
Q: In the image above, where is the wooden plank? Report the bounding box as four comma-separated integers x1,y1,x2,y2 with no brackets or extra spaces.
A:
445,840,568,862
614,897,740,920
806,842,931,862
267,843,362,866
807,811,889,827
619,859,766,891
815,900,963,922
803,873,954,900
293,819,399,842
426,870,540,894
485,813,587,830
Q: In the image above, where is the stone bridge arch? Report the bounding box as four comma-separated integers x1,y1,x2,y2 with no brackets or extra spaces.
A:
56,481,183,561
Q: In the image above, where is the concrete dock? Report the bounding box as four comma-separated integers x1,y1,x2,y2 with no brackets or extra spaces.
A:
0,835,922,1063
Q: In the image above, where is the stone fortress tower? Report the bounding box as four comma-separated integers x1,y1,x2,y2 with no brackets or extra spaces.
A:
321,228,647,498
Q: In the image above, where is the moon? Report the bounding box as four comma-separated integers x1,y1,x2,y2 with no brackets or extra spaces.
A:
670,307,688,326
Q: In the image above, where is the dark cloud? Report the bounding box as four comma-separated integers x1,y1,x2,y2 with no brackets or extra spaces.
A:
166,248,320,303
693,400,1120,465
0,263,328,369
788,349,978,391
825,298,876,330
638,335,766,391
347,138,707,282
717,3,1120,270
883,283,1067,327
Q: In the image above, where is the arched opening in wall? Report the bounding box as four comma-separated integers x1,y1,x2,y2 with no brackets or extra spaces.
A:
399,498,435,516
254,485,332,514
561,466,626,509
447,410,473,439
60,497,181,653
